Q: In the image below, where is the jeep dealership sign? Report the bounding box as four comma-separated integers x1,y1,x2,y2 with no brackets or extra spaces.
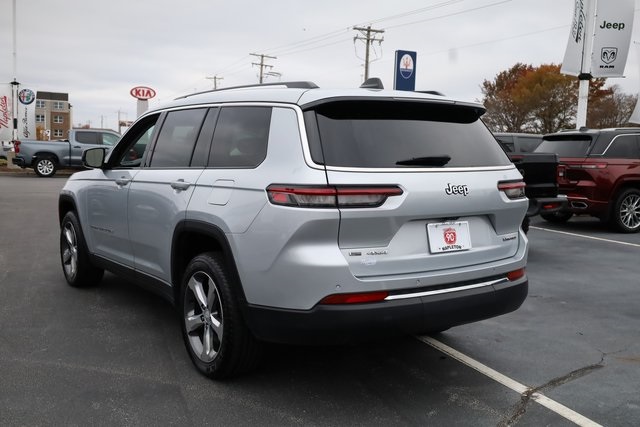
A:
561,0,634,78
130,86,156,100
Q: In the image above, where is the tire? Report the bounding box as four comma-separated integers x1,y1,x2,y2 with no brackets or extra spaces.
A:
610,188,640,233
179,252,262,379
34,156,57,177
60,211,104,287
540,211,573,224
521,216,530,234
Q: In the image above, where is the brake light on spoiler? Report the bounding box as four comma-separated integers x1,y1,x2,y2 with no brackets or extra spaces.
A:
266,185,403,208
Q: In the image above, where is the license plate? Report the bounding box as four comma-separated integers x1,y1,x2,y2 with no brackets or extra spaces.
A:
427,221,472,253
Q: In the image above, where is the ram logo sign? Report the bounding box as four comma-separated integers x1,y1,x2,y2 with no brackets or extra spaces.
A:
130,86,156,100
601,47,618,64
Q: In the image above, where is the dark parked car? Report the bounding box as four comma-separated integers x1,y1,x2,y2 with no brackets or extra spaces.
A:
493,132,566,233
493,133,543,153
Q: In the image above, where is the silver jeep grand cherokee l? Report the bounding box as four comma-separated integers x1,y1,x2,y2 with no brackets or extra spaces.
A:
59,81,529,379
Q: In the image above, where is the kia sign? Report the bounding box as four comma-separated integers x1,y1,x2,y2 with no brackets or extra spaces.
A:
393,50,417,91
130,86,156,100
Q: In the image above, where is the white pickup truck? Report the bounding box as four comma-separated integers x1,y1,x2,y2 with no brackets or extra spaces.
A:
12,128,120,177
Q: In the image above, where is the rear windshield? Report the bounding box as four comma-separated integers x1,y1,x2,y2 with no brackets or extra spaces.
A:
304,100,511,168
535,135,592,157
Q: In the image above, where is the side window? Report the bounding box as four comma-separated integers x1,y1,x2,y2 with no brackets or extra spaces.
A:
101,133,120,147
75,132,98,145
209,106,272,168
149,108,207,168
519,136,542,153
112,114,160,168
604,135,640,159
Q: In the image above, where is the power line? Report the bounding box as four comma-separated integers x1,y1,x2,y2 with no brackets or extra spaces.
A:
385,0,513,30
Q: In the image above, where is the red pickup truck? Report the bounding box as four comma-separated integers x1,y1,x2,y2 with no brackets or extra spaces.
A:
534,128,640,233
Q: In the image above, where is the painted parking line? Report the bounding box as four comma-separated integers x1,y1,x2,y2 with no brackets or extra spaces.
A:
417,335,602,427
530,226,640,248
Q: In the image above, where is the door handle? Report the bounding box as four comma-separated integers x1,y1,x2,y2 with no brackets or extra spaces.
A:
115,177,131,187
171,179,191,191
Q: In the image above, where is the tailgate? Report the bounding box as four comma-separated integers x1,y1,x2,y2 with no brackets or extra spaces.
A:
326,168,525,278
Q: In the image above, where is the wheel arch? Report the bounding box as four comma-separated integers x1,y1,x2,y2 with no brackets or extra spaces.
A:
34,151,60,164
58,194,78,225
171,220,247,306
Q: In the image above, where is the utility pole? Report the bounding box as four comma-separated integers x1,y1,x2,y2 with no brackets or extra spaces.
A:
250,53,277,84
206,75,224,90
353,26,385,82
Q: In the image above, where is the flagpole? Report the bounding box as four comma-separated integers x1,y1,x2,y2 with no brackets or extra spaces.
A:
575,0,598,129
11,0,19,141
576,77,590,129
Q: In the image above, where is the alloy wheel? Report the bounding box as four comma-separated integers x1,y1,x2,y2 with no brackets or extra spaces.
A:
619,193,640,230
37,159,55,176
61,222,78,279
184,271,224,363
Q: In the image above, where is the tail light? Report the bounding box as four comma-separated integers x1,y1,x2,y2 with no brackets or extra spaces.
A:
13,140,20,154
497,180,526,200
266,185,403,208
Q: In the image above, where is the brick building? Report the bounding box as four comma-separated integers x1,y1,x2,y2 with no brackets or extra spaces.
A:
35,91,71,140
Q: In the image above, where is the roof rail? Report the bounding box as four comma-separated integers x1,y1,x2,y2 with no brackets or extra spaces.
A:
175,81,319,100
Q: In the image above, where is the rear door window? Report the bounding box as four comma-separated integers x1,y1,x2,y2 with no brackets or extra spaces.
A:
75,131,98,145
305,100,510,168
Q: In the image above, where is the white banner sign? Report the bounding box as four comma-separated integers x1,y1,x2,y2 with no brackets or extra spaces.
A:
0,84,12,143
561,0,635,78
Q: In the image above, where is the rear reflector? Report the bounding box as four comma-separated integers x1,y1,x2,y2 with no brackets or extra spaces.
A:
571,163,607,169
507,268,526,281
319,291,389,305
266,185,403,208
498,180,526,199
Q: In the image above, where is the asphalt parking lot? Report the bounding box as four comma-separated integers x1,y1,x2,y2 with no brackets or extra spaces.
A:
1,175,638,426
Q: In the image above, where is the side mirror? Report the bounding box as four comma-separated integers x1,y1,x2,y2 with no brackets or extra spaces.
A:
83,147,106,168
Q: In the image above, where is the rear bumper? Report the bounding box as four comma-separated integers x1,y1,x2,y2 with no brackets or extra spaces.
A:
245,276,528,345
563,195,609,217
11,156,26,168
526,195,567,217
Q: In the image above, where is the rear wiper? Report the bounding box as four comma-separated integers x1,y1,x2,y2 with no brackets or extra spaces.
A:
395,155,451,167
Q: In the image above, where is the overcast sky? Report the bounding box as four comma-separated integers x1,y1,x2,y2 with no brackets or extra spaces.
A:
2,0,640,131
